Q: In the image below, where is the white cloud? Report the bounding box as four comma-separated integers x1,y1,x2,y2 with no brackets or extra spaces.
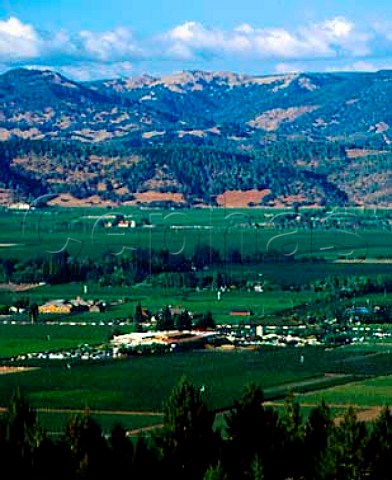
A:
78,27,140,61
1,15,392,80
0,17,41,61
161,16,373,61
170,22,198,42
0,16,142,66
234,23,254,35
322,17,354,38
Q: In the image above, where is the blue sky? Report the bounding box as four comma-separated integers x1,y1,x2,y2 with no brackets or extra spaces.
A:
2,0,392,79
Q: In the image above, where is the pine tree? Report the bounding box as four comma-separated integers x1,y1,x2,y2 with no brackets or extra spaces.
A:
303,401,335,480
0,388,44,478
157,377,218,480
65,412,110,479
331,407,368,480
29,302,39,324
175,310,192,330
280,392,305,480
109,423,134,477
135,302,144,324
204,462,229,480
366,406,392,480
224,385,283,479
250,455,265,480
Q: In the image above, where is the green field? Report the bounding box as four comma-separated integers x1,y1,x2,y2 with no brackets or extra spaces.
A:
0,342,391,433
298,374,392,407
0,324,129,358
2,346,392,413
0,207,391,261
36,410,163,436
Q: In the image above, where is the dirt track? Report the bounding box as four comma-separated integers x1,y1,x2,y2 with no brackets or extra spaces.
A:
0,366,38,375
264,400,384,424
0,406,162,417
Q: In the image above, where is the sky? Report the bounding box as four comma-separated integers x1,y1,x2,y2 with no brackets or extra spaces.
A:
2,0,392,80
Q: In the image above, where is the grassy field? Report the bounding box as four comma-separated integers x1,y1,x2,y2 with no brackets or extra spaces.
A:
297,374,392,408
0,343,391,433
36,410,163,436
0,324,130,358
0,208,391,262
0,348,339,411
1,346,392,413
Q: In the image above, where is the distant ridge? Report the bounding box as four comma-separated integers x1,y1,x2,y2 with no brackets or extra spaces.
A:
0,67,391,207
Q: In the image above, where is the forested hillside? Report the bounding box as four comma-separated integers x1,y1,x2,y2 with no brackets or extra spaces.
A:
1,68,392,207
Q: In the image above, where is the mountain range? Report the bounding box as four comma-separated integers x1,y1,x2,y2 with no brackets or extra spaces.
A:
0,67,391,207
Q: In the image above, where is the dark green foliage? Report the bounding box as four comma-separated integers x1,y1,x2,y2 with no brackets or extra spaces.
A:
196,311,216,329
303,401,335,480
0,388,44,478
157,305,175,330
28,302,39,324
0,138,350,206
175,310,192,330
329,407,369,480
64,412,110,480
280,392,306,479
109,423,134,477
156,377,218,480
365,406,392,480
250,456,265,480
204,462,229,480
224,385,284,479
134,301,144,324
1,378,392,479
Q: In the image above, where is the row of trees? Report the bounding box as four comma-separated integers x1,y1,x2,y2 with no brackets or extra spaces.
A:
0,245,295,286
134,302,215,331
2,381,392,480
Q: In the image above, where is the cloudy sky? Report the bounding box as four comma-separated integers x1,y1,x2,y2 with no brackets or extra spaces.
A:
2,0,392,80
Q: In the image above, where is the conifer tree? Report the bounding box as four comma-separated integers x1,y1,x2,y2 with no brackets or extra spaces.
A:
157,377,218,480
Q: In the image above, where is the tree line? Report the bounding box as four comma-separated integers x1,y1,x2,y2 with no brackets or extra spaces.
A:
1,381,392,480
0,245,295,286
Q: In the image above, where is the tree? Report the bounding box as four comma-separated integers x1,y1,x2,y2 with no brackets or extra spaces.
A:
158,305,174,330
250,455,265,480
303,401,335,480
135,302,144,324
280,392,305,479
175,310,192,331
366,406,392,480
156,377,218,480
196,311,216,330
132,434,160,479
33,436,74,480
204,462,229,480
109,423,134,477
0,388,44,478
64,412,110,480
330,407,368,480
29,302,39,324
224,385,283,479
